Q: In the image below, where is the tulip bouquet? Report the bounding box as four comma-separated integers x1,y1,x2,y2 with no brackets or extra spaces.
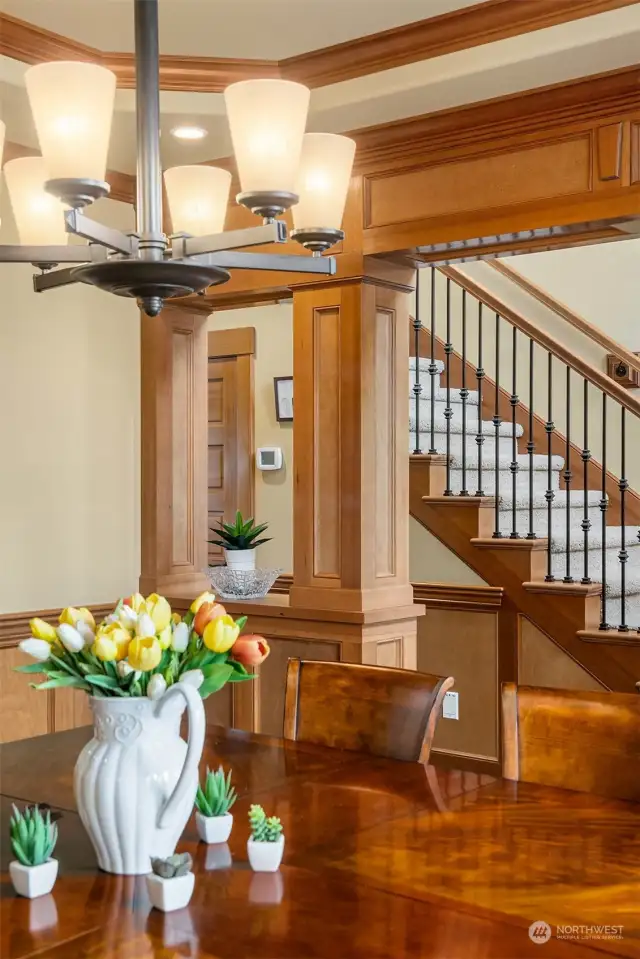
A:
16,591,270,700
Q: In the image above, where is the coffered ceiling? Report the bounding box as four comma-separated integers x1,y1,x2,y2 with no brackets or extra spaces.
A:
0,0,639,174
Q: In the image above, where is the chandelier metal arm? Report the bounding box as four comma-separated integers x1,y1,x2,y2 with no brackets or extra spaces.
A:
171,221,287,259
64,210,137,256
0,246,100,264
193,251,336,275
33,267,82,292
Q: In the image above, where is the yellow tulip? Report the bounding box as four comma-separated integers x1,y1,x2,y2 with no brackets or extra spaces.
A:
124,592,146,613
93,624,131,662
190,591,216,614
29,617,58,642
203,615,240,654
145,593,172,632
128,636,162,672
171,612,182,626
59,606,95,630
158,624,172,650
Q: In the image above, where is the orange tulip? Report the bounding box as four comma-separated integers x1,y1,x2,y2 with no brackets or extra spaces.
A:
231,635,270,666
193,601,226,636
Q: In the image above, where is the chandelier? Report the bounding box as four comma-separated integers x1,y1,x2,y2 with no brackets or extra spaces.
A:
0,0,355,316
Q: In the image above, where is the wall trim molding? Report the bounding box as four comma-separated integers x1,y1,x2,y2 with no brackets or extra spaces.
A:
0,1,634,93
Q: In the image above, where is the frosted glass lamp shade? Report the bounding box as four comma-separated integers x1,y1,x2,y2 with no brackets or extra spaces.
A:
224,79,310,193
164,165,231,236
3,157,68,245
25,61,116,181
293,133,356,231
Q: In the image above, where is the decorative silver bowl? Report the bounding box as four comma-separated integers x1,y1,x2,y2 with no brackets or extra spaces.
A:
204,566,281,600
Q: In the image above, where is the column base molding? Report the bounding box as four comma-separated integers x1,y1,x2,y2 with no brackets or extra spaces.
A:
288,582,415,613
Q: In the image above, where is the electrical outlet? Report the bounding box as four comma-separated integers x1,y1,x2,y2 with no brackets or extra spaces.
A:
442,690,459,720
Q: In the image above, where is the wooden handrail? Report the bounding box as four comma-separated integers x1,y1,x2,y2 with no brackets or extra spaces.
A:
488,259,640,379
439,265,640,419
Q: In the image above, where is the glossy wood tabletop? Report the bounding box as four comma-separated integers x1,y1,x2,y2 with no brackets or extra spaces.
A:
1,726,639,959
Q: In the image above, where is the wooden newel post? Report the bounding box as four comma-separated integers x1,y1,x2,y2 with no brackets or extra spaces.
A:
290,264,422,668
139,305,210,597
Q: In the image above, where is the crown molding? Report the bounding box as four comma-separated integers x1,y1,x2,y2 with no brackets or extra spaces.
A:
279,0,639,89
1,0,636,93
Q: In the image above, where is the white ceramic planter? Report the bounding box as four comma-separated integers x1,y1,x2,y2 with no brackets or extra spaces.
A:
146,871,195,912
195,811,233,844
74,683,205,875
247,836,285,873
224,548,256,571
10,859,58,899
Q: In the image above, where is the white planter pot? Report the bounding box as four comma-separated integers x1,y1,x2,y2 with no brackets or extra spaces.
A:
146,871,195,912
195,811,233,844
247,836,285,873
10,859,58,899
224,548,256,571
74,683,205,875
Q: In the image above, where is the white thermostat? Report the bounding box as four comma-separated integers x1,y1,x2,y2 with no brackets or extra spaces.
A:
256,447,283,471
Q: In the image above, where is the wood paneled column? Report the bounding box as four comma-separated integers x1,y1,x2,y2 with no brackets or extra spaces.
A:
289,263,422,668
140,305,210,597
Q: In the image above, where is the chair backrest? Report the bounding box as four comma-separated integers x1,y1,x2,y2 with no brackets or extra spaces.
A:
283,659,454,763
502,683,640,801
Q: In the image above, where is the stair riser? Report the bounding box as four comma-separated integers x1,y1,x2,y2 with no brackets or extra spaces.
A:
496,506,603,538
550,549,640,581
409,433,521,458
448,470,557,497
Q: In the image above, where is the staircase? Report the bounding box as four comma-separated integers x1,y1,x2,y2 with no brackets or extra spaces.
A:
408,267,640,693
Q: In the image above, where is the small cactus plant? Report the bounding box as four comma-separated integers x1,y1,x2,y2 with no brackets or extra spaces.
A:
150,852,193,879
10,804,58,867
249,804,283,843
195,766,237,818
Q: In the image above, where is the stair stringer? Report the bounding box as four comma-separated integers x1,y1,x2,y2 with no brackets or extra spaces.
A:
410,456,640,693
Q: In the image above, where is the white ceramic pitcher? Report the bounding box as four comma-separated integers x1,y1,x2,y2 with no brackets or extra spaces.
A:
74,682,205,875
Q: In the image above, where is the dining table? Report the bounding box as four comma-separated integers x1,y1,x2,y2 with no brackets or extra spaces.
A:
1,724,639,959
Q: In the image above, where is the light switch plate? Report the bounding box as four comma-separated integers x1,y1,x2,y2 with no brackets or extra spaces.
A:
442,690,459,720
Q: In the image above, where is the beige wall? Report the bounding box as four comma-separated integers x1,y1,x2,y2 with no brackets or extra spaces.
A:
0,195,140,613
207,303,293,571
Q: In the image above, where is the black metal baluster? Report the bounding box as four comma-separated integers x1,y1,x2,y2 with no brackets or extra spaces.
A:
527,339,535,539
600,394,609,629
563,366,573,582
444,277,453,496
581,379,591,584
428,268,437,455
545,352,555,581
475,301,485,496
493,313,502,538
412,271,423,455
619,407,628,631
510,326,520,538
460,290,469,496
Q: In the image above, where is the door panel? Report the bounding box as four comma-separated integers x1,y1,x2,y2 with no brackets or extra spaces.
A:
207,332,254,567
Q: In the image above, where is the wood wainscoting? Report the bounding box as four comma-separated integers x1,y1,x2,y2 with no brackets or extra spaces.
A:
2,585,605,771
0,603,112,743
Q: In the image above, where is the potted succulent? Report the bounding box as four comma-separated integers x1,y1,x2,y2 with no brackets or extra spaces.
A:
9,805,59,899
247,804,284,873
209,511,271,571
194,766,237,844
146,852,194,912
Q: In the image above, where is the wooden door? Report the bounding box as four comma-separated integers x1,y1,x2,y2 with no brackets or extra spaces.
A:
207,327,255,565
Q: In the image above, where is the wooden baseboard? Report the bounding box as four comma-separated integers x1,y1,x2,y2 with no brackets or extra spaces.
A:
430,747,501,777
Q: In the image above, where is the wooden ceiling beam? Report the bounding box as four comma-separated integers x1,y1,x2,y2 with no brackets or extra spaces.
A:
0,0,636,93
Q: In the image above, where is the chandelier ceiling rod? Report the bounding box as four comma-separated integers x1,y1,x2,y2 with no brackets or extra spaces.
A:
135,0,164,266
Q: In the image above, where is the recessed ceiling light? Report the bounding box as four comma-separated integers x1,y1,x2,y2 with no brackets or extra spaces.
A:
171,125,208,141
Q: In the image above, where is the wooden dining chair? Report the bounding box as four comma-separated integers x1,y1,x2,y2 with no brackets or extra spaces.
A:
283,659,455,763
502,683,640,802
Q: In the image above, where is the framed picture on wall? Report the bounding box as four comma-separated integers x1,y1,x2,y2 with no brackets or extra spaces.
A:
274,376,293,422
